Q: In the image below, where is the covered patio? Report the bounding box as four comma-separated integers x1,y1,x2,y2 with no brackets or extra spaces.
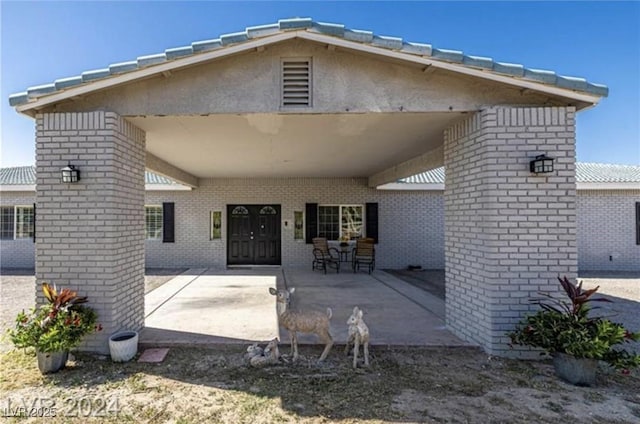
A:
140,268,464,348
9,18,607,355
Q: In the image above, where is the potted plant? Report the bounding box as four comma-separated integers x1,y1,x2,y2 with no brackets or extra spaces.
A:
339,233,351,250
509,276,640,386
7,282,101,374
108,330,139,362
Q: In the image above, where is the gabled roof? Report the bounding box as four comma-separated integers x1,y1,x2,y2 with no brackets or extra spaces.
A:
0,166,186,190
9,17,607,111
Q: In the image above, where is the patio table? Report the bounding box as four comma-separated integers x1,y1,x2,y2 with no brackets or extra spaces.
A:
328,240,355,263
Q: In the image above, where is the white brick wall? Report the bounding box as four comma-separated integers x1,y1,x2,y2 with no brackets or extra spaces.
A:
444,106,578,355
2,186,446,270
0,192,36,268
35,112,145,353
5,187,638,273
577,190,640,271
145,179,445,269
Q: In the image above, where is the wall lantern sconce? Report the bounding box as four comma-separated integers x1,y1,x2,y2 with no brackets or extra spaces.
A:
529,155,554,174
61,165,80,183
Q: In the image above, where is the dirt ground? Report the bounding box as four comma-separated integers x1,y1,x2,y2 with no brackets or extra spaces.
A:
1,269,639,423
389,269,640,354
1,345,639,423
0,269,185,353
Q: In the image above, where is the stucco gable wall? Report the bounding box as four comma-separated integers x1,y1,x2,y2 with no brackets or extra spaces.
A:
52,39,552,115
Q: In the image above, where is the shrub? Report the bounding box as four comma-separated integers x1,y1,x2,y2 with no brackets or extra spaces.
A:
8,283,101,353
509,276,640,372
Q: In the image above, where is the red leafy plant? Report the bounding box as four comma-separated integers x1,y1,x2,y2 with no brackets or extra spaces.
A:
509,276,640,372
534,276,612,316
8,283,100,353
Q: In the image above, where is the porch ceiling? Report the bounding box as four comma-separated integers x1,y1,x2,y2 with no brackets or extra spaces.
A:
129,112,465,179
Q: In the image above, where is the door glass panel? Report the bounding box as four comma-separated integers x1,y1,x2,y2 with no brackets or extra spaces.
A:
259,206,277,215
231,206,249,215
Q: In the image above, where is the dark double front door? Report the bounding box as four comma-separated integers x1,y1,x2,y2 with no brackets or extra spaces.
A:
227,205,281,265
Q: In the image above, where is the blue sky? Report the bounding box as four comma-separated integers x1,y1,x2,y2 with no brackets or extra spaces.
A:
1,1,639,167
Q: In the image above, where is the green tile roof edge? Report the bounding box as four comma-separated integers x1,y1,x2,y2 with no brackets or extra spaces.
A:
8,17,609,107
3,163,638,187
399,163,640,185
0,166,182,186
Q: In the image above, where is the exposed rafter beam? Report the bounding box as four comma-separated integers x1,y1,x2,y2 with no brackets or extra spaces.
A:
146,152,199,188
423,64,436,74
368,145,444,188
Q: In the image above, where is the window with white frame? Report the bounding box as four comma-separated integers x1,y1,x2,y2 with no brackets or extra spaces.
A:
145,206,163,240
15,206,34,239
0,207,15,239
318,205,364,241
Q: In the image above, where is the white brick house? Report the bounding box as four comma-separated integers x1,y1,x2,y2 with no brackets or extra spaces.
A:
3,163,637,271
7,18,612,354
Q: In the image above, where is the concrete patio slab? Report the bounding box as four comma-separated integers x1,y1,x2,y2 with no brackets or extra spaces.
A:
283,269,463,346
142,269,281,345
140,268,468,348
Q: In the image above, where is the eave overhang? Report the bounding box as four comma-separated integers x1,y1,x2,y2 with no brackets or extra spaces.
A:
10,19,607,116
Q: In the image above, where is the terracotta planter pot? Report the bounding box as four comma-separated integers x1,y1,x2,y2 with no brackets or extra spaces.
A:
552,352,598,386
37,350,68,374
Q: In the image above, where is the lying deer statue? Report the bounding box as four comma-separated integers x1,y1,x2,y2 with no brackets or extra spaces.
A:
269,287,333,362
249,338,280,368
345,306,370,368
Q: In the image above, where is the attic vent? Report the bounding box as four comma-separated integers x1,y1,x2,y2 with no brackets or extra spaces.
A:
282,58,312,107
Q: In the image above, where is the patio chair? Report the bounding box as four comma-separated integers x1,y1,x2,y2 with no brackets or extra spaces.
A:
352,238,375,274
312,237,340,274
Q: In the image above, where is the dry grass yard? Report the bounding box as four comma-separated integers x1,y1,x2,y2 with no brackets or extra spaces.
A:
1,345,639,424
2,270,638,423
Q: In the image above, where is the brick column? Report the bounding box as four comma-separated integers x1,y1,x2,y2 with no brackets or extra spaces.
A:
36,112,146,353
444,106,577,355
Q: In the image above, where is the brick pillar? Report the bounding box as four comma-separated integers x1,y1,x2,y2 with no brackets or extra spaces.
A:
36,112,145,353
444,106,577,355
